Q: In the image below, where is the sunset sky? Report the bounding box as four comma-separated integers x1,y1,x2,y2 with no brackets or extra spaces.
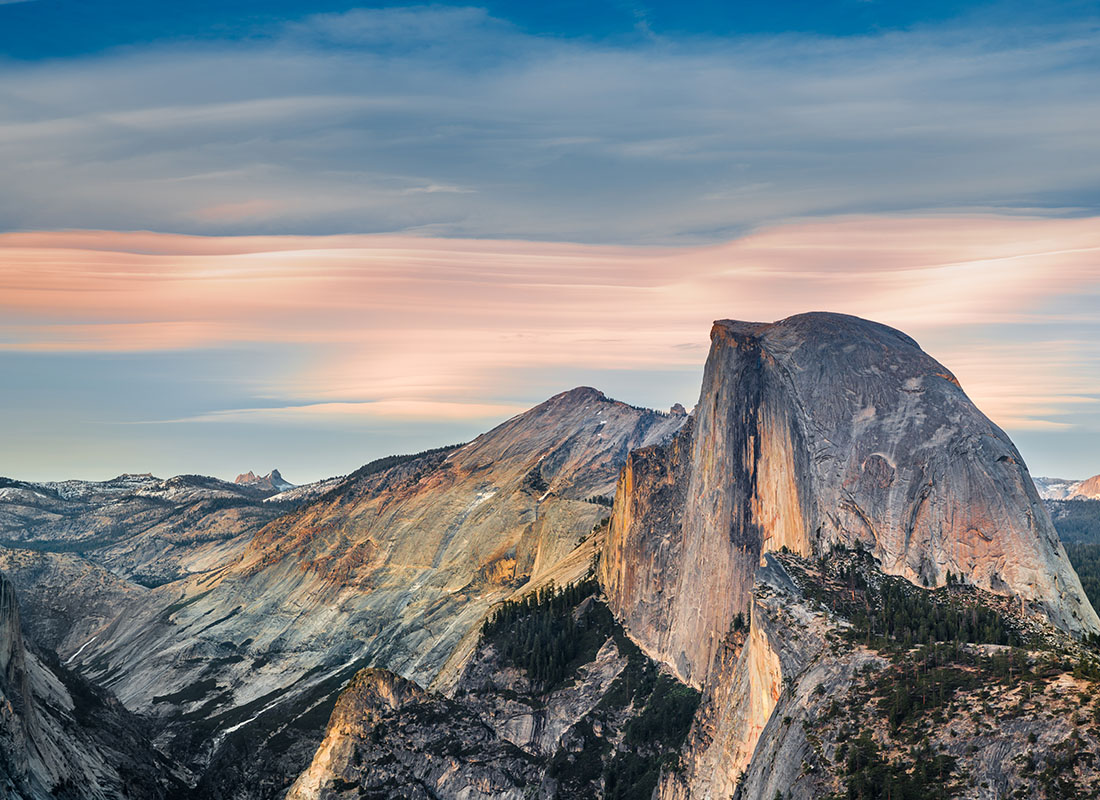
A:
1,1,1099,483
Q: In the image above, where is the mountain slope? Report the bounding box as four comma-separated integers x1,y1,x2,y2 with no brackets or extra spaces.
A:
1035,474,1100,501
0,572,182,799
70,387,684,796
287,579,699,800
0,548,146,657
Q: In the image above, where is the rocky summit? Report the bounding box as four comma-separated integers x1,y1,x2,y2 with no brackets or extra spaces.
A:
235,470,296,493
1,313,1099,800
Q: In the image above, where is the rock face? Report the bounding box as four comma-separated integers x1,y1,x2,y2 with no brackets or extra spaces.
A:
70,388,683,795
656,554,847,800
0,572,181,799
602,313,1099,691
0,549,146,656
234,469,295,492
287,668,539,800
287,582,699,800
662,550,1100,800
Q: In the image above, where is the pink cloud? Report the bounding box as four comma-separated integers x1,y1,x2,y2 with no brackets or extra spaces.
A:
2,215,1098,430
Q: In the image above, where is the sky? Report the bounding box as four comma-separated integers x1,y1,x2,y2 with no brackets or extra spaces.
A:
0,0,1099,483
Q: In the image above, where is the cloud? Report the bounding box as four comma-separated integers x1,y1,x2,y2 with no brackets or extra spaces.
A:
2,215,1099,433
0,12,1097,241
160,399,532,425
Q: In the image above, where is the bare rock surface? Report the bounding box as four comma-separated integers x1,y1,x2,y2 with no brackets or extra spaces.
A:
287,668,539,800
603,313,1099,694
0,548,145,657
66,388,681,795
235,469,295,492
690,552,1100,800
288,582,699,800
0,572,182,799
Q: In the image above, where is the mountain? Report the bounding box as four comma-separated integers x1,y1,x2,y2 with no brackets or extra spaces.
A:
4,313,1100,799
65,387,684,796
0,473,300,586
600,313,1099,797
1073,474,1100,500
1034,473,1100,501
604,314,1096,683
235,470,296,493
0,549,145,658
1033,476,1082,500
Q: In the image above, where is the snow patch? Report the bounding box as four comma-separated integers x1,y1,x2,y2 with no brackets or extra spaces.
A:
64,634,98,666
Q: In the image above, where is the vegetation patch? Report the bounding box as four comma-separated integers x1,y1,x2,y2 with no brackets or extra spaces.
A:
480,579,614,691
786,544,1019,652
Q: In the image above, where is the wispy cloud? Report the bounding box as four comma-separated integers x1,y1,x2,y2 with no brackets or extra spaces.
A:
2,216,1099,433
158,399,532,425
0,11,1097,241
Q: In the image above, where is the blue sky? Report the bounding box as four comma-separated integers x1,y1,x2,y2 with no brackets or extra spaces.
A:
5,1,1095,57
0,1,1098,483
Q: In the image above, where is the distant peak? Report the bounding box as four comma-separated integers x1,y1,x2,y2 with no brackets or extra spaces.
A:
234,470,294,490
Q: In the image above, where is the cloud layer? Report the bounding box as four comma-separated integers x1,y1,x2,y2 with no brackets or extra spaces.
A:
0,9,1098,242
3,216,1098,440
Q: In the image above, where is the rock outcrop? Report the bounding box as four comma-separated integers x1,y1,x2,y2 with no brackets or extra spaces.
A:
287,668,539,800
661,550,1100,800
234,469,295,492
288,581,699,800
602,313,1098,692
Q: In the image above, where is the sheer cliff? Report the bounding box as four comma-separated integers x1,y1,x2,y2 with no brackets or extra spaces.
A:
599,312,1100,799
602,313,1098,691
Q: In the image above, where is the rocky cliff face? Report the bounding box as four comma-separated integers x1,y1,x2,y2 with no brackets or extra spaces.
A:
603,313,1098,692
663,550,1100,800
287,581,699,800
0,549,145,657
68,388,682,796
0,572,182,799
287,668,539,800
